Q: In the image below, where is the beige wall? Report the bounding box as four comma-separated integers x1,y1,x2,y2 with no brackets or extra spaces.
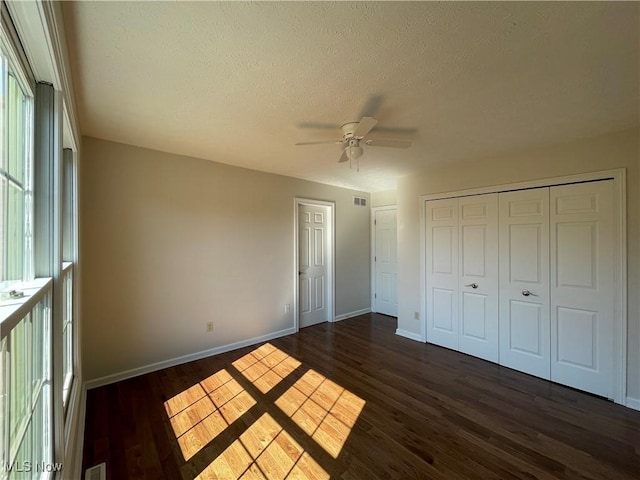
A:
397,129,640,399
80,137,371,381
371,189,397,207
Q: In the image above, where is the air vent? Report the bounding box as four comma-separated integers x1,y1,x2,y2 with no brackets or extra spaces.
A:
85,463,106,480
353,196,367,206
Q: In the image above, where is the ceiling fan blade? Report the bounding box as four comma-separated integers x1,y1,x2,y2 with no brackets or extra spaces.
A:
370,126,418,135
297,122,342,130
358,94,384,118
338,150,349,163
365,138,412,149
295,140,343,146
353,116,378,138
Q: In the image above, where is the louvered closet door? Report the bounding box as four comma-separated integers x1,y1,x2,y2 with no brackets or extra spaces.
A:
425,198,459,350
499,188,551,380
550,180,614,398
458,194,499,362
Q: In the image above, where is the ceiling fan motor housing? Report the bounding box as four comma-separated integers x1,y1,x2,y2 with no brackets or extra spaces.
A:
341,122,360,139
295,116,409,163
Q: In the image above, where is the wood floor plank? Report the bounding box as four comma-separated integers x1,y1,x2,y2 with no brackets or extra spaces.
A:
82,314,640,479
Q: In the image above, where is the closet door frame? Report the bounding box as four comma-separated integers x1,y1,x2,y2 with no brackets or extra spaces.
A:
419,168,626,406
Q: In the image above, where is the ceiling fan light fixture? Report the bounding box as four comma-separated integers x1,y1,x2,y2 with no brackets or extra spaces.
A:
347,144,363,160
295,115,412,164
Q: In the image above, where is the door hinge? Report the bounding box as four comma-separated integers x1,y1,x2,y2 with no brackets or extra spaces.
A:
374,219,377,225
375,293,377,299
374,256,377,261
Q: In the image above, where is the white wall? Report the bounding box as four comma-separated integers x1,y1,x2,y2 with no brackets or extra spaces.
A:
371,189,397,207
80,137,371,382
397,129,640,399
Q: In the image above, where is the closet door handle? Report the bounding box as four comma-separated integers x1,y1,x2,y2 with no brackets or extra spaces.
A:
465,283,478,289
522,290,538,297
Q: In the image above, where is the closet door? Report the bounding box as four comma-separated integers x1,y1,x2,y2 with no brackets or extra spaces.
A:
499,188,551,379
425,198,459,350
458,194,499,362
550,180,614,398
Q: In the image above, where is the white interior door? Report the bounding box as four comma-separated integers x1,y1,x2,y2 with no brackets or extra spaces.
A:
550,180,614,398
373,208,397,316
499,188,551,379
299,204,329,328
458,194,499,362
425,198,459,350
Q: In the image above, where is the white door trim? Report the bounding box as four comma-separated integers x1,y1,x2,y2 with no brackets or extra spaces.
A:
419,168,627,405
371,205,397,313
294,198,336,331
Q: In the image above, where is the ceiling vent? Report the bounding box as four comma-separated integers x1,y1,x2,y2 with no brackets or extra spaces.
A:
353,196,367,207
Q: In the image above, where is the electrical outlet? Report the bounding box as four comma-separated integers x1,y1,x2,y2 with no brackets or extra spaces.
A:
206,321,214,332
414,312,420,320
285,304,290,313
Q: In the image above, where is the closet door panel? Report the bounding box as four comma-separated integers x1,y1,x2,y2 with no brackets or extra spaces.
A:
426,199,459,350
499,188,551,379
458,194,499,362
550,180,614,398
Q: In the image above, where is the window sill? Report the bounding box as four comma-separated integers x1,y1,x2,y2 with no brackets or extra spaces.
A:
0,277,52,335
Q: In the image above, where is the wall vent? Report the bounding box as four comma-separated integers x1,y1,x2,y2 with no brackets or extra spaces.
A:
85,463,106,480
353,196,367,206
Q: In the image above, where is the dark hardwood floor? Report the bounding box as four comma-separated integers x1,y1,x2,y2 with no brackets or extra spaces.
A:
82,314,640,479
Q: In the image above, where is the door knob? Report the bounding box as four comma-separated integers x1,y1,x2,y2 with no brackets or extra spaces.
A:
465,283,478,289
522,290,538,297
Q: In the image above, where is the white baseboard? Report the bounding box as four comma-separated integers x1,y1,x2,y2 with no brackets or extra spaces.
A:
85,327,297,390
395,328,424,343
625,396,640,411
334,308,371,322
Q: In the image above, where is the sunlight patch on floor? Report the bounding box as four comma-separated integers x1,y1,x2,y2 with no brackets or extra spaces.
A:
232,343,301,393
165,344,366,478
195,413,329,480
275,369,366,458
164,369,256,461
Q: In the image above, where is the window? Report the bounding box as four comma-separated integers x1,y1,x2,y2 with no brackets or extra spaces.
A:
2,288,52,480
0,34,32,294
1,4,81,477
62,150,76,406
0,18,52,480
61,262,73,406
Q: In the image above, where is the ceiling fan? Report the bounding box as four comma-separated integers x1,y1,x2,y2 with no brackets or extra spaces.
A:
295,116,411,168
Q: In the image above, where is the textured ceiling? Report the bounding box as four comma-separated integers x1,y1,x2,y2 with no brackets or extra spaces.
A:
62,2,639,192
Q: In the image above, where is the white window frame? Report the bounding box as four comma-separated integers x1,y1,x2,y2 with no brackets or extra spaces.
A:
5,0,83,476
0,7,34,294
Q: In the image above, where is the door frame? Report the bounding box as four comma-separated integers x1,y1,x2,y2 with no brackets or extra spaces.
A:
294,198,336,331
371,205,397,313
419,168,627,405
